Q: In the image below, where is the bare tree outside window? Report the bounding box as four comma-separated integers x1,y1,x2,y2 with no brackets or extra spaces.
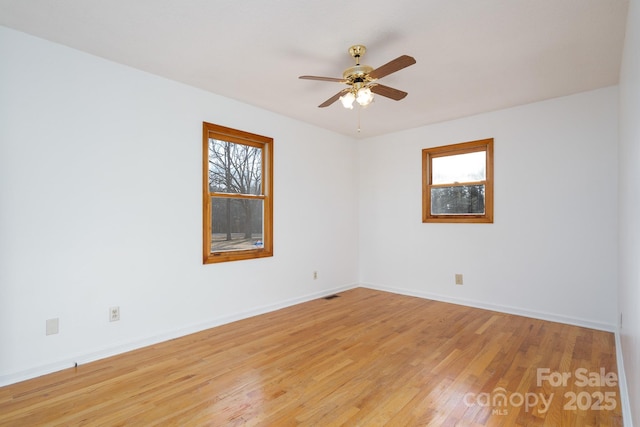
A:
203,122,273,263
209,140,262,244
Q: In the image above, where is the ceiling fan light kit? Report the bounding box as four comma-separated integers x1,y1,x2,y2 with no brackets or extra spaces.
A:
340,86,374,109
299,45,416,110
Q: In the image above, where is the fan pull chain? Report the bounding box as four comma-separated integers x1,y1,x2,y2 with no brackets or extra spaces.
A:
357,107,361,133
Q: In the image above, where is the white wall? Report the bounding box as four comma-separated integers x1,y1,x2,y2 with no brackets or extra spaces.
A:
618,0,640,424
0,26,359,384
358,87,619,330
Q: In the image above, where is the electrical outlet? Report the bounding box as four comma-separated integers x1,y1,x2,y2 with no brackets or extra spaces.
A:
313,271,318,280
46,318,59,335
455,274,463,285
109,306,120,322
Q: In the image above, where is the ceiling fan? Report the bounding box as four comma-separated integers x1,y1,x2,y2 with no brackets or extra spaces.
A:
299,45,416,109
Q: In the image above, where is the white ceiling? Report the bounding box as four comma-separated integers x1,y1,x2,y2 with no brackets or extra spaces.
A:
0,0,629,138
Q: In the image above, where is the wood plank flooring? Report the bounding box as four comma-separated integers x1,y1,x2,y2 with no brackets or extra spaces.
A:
0,288,622,426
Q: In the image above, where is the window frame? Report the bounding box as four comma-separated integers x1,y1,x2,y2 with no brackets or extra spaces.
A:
422,138,494,223
202,122,273,264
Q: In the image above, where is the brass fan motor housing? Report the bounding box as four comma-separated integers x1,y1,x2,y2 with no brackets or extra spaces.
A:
343,65,374,83
344,45,373,85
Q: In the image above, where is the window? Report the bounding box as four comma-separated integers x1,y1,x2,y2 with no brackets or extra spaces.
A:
203,122,273,263
422,138,493,223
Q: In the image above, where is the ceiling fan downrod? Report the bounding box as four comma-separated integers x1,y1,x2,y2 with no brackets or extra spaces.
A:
349,45,366,65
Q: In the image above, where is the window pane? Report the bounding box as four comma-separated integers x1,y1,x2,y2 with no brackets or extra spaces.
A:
432,151,485,184
210,198,264,252
208,139,262,195
431,185,485,215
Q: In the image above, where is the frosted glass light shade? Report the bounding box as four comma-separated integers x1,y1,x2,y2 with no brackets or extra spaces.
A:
356,87,374,106
339,92,355,109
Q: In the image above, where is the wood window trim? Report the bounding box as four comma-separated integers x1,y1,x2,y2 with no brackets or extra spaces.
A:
202,122,273,264
422,138,494,223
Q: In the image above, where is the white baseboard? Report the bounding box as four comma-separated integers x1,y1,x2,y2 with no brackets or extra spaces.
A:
360,283,617,332
0,283,357,387
615,330,634,427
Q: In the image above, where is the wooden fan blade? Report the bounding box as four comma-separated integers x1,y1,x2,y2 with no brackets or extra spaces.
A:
368,55,416,80
299,75,346,83
318,90,346,108
370,84,408,101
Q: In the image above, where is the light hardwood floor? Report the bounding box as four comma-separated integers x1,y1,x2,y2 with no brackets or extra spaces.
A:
0,288,622,426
